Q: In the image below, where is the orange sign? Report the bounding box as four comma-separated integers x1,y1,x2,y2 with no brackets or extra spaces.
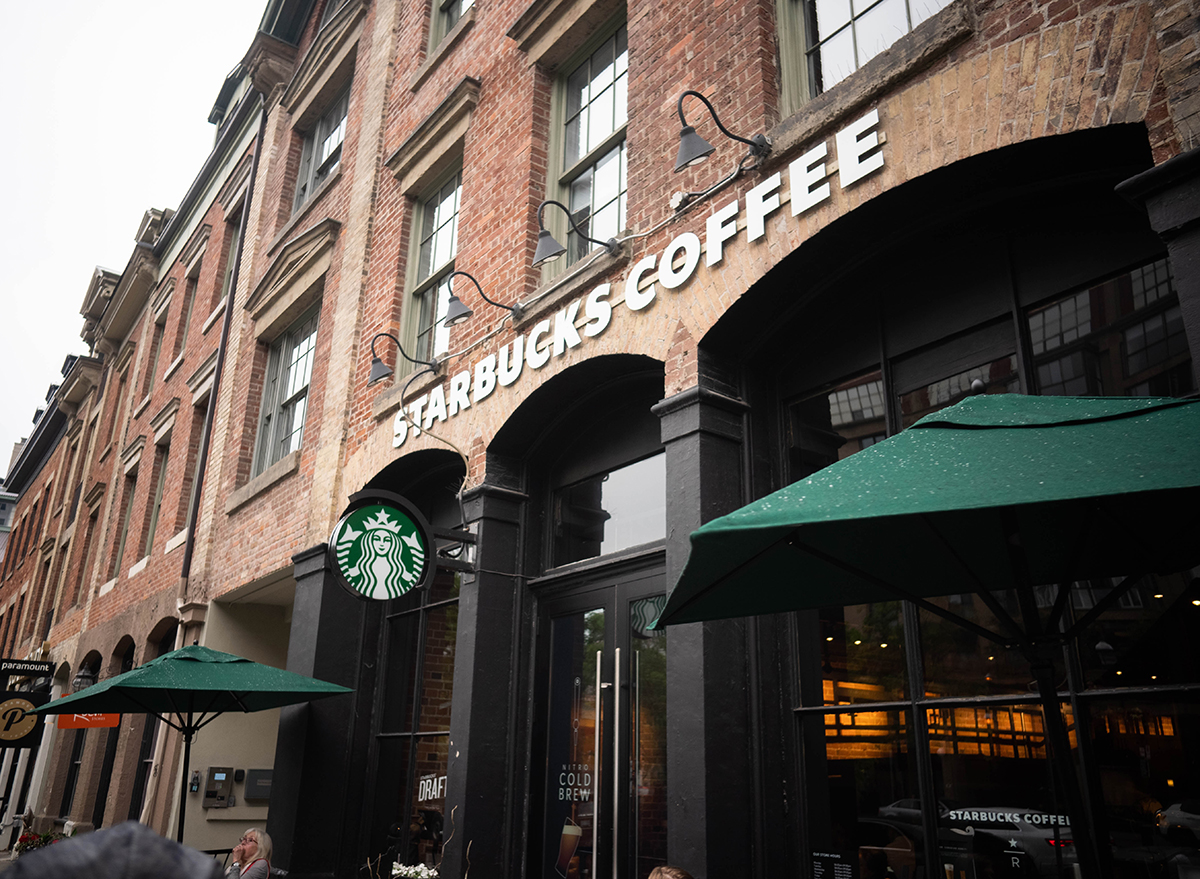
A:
57,713,120,729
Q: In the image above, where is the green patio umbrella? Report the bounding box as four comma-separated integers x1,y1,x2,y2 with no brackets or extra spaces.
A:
32,644,353,843
654,393,1200,877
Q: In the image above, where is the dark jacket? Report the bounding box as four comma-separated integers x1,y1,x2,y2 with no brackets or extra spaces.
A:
7,820,224,879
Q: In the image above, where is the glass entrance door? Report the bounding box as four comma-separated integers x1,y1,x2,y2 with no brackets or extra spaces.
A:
536,568,668,879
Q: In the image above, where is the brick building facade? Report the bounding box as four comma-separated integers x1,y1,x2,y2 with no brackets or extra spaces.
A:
2,0,1199,875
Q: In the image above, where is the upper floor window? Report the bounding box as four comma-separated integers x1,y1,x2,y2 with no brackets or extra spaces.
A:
777,0,953,111
554,23,627,265
410,170,462,363
294,86,350,212
431,0,474,46
253,305,320,476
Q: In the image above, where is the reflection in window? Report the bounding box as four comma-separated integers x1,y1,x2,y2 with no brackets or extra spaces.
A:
920,592,1063,699
816,602,907,704
553,452,665,566
898,355,1019,429
806,0,955,93
1089,699,1200,870
561,26,628,263
790,370,885,479
413,172,462,362
631,596,668,878
374,572,459,872
1028,257,1192,398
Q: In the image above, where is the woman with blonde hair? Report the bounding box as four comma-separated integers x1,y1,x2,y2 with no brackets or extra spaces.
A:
648,867,694,879
226,828,271,878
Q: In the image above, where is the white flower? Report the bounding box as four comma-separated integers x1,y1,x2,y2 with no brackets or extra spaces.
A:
392,864,438,879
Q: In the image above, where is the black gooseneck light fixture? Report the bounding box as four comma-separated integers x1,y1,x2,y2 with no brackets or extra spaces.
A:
674,89,771,172
367,332,437,386
532,199,621,267
367,277,476,386
448,270,525,323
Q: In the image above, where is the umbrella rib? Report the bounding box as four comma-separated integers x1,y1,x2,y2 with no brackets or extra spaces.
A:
789,537,1014,647
918,514,1023,640
115,691,185,734
1061,572,1142,642
667,529,801,622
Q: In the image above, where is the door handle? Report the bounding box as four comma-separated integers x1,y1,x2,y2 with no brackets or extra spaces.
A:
612,646,620,879
593,649,602,879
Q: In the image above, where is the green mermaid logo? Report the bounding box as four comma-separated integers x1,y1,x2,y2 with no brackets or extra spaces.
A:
332,505,428,599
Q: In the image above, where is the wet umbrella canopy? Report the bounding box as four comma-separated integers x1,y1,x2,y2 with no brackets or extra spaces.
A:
654,393,1200,877
656,394,1200,627
32,645,352,843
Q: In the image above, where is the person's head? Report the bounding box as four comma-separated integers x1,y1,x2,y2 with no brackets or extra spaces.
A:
239,828,272,862
648,867,694,879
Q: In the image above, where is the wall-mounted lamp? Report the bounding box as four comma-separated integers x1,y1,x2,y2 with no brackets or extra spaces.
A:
367,332,439,387
448,270,525,323
674,89,771,172
71,667,98,693
532,199,621,267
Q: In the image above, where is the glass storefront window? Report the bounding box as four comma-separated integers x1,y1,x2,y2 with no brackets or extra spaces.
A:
1087,698,1200,875
630,596,667,879
898,354,1020,429
816,601,908,704
543,607,604,879
553,452,666,566
788,369,885,480
374,571,460,870
1027,257,1193,398
920,592,1063,699
801,709,920,876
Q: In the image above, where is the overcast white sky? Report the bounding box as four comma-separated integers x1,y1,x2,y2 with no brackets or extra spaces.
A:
0,0,268,482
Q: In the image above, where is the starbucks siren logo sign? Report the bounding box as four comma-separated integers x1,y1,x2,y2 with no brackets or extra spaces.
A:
330,495,433,600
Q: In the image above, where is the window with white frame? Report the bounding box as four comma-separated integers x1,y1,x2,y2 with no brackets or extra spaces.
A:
555,23,627,265
254,306,320,476
294,86,350,212
777,0,953,111
431,0,473,46
410,170,462,363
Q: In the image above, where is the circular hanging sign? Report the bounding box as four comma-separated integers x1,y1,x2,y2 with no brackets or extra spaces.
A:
0,697,38,742
328,491,434,600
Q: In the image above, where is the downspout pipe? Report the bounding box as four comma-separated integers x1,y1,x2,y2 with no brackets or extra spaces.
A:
178,93,269,599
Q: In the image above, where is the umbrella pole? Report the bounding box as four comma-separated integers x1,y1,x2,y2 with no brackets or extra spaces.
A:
178,712,193,845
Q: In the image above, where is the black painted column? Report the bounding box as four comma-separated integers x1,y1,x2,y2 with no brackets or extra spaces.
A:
438,478,526,879
268,544,379,879
1118,146,1200,390
653,366,756,879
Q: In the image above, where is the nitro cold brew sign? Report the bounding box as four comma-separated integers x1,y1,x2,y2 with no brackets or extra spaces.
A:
394,109,885,448
329,492,434,600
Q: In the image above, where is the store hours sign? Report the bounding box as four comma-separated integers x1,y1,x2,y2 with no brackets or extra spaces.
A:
328,491,434,600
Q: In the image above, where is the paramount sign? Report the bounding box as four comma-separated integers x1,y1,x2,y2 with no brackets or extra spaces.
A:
395,109,885,448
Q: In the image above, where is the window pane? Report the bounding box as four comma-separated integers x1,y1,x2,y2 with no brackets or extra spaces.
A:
920,591,1062,699
1028,257,1192,398
929,704,1080,877
814,0,852,40
855,0,909,65
543,608,604,879
553,452,666,566
406,735,450,869
813,601,908,704
801,709,920,876
631,596,668,878
897,354,1019,429
1088,698,1200,871
816,27,856,90
789,370,886,480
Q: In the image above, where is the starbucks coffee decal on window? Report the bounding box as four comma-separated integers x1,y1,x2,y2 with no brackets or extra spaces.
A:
393,109,886,448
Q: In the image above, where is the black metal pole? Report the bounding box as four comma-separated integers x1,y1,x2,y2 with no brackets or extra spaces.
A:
178,710,193,844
